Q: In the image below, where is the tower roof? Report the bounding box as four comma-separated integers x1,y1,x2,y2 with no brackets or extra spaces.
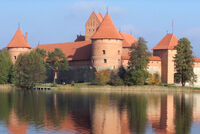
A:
91,13,123,40
153,34,178,50
95,12,103,22
7,28,31,48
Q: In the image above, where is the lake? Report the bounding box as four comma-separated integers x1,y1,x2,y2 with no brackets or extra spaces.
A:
0,90,200,134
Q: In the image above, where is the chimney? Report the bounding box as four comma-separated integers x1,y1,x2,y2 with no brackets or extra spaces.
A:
25,32,28,42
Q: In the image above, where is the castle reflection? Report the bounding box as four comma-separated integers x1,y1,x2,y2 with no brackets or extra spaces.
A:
0,91,199,134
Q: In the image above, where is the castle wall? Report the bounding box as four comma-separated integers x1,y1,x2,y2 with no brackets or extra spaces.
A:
122,59,128,67
8,47,31,63
122,48,130,56
193,62,200,86
148,60,161,76
153,50,176,84
91,39,122,71
69,60,91,67
167,50,176,84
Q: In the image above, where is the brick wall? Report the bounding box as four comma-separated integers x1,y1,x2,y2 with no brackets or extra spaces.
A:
91,39,122,70
8,47,31,63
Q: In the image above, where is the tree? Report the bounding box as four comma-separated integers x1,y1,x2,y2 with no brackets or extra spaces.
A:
46,48,69,83
0,50,14,84
15,51,46,89
125,37,149,85
174,38,195,86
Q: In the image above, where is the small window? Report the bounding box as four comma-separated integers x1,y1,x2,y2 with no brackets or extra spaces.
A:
103,50,106,54
14,56,17,60
104,59,107,63
118,50,120,55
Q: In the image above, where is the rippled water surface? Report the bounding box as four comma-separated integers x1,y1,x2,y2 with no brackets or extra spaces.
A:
0,90,200,134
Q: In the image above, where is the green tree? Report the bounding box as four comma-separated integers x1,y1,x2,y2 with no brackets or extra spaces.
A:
0,50,14,84
174,38,195,86
15,51,46,89
46,48,69,83
125,37,149,85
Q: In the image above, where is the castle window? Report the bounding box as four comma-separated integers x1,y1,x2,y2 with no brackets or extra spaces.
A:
118,50,120,55
103,50,106,54
104,59,107,63
14,56,17,60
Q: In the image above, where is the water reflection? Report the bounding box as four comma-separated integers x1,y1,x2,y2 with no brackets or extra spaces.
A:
0,90,199,134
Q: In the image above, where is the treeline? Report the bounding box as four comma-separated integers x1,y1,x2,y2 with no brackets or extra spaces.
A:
0,48,69,89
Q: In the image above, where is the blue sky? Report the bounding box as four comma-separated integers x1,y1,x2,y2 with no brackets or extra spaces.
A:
1,0,200,56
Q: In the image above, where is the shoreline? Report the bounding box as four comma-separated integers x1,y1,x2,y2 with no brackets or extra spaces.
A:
1,84,200,94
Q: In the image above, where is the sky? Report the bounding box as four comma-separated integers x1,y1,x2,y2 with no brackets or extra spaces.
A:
0,0,200,56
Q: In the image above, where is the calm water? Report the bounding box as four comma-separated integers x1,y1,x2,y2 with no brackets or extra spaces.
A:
0,90,200,134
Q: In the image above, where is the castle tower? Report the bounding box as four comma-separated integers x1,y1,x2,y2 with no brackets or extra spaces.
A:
85,11,103,41
153,34,178,84
91,13,123,70
7,28,31,63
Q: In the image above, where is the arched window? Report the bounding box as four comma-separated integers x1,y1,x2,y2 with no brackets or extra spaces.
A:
104,59,107,63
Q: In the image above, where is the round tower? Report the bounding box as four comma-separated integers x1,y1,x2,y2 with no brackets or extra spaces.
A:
7,28,31,63
91,13,123,71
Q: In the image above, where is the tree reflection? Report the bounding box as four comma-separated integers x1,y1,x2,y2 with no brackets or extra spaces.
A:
174,94,193,134
0,92,12,122
126,95,147,134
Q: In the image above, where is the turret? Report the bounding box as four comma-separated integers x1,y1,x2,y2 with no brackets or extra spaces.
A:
7,28,31,63
91,13,123,70
153,33,178,84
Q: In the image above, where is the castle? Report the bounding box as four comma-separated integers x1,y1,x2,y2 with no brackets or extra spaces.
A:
5,11,200,86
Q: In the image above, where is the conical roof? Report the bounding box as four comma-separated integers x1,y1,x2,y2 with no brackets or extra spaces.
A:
153,34,178,50
7,28,31,48
91,13,123,40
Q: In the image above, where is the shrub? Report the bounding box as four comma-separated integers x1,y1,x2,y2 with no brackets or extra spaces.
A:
110,71,124,86
93,70,110,85
124,70,148,85
148,73,161,85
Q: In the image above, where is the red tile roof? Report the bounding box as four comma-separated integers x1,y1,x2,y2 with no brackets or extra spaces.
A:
121,56,130,60
121,56,161,61
194,58,200,62
148,56,161,61
153,34,178,50
95,13,103,22
91,13,123,40
36,41,92,61
120,32,137,47
7,28,31,48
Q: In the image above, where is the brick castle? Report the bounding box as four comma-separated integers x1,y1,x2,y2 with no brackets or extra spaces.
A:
5,11,200,86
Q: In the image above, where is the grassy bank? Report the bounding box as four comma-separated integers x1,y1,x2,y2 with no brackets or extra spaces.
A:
0,84,16,92
53,83,200,94
1,83,200,94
